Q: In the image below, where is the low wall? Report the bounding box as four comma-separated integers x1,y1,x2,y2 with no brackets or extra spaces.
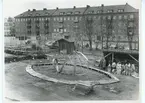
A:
26,63,120,87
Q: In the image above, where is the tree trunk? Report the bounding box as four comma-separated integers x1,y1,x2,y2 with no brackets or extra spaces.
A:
89,39,92,50
106,36,109,49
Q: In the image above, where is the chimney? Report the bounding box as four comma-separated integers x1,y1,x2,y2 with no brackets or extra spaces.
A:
86,5,90,8
101,4,104,7
43,8,47,10
56,7,59,10
33,9,36,11
73,6,76,9
28,9,30,11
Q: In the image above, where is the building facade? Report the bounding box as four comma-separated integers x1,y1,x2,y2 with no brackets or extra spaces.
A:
4,17,15,36
14,3,139,50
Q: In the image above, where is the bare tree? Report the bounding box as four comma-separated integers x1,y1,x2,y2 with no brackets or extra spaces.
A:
105,16,113,49
84,17,93,50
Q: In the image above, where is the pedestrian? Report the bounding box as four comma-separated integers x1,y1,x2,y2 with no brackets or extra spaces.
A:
121,63,125,75
131,64,135,76
124,63,128,75
116,62,122,75
128,63,131,76
102,58,106,71
107,64,111,72
111,62,116,73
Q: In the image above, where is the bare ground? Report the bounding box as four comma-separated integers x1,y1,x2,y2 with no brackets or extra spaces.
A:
5,60,139,101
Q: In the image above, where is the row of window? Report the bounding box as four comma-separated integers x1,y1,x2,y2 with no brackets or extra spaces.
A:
16,14,134,22
59,9,124,15
54,28,67,33
15,18,50,22
53,16,81,21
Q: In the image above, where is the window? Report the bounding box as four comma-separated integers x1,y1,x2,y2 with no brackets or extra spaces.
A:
97,10,103,13
75,11,80,14
128,22,134,27
54,29,56,32
57,29,59,32
97,36,101,40
67,12,72,15
103,16,106,19
45,12,49,16
107,10,113,13
113,16,116,19
54,18,56,21
88,11,94,14
108,15,111,19
118,9,124,12
60,12,65,15
64,17,66,21
75,16,78,20
119,15,122,20
60,17,63,21
98,16,100,19
129,31,133,35
130,14,134,19
64,28,66,32
57,17,59,21
124,15,127,19
67,17,70,20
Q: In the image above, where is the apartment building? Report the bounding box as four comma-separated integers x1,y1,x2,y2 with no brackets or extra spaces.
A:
4,17,15,36
14,3,139,49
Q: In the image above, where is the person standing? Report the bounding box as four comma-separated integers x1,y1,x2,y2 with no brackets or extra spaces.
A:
107,64,111,72
116,62,122,75
102,58,106,71
131,64,135,76
125,63,128,75
128,63,131,76
111,62,116,73
121,63,125,75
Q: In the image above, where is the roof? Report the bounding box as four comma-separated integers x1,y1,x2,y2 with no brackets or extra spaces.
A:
15,3,138,18
56,38,75,43
15,9,56,18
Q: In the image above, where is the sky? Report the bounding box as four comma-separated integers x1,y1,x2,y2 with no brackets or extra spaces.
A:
3,0,140,18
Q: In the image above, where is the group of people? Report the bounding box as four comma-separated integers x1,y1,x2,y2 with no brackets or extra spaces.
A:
99,58,138,76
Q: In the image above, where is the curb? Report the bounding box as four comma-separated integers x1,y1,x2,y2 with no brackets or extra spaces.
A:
26,63,120,87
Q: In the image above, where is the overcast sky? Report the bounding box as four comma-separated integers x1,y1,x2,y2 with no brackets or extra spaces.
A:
3,0,140,18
